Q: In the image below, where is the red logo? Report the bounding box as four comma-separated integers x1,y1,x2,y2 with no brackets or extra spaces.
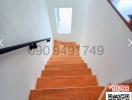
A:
108,85,129,92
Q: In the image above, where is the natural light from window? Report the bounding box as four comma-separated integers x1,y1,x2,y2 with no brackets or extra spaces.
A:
54,8,72,34
118,0,132,10
116,0,132,21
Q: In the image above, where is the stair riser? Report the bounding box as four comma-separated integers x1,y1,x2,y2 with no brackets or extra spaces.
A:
36,76,98,89
47,62,85,65
50,56,81,59
30,87,104,100
48,60,84,63
45,64,88,68
48,59,83,62
41,70,92,77
44,67,89,70
29,40,102,100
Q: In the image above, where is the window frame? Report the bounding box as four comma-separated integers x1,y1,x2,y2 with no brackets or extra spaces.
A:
54,8,73,34
108,0,132,31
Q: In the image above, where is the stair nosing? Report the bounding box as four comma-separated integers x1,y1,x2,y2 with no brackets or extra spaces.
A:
31,86,104,91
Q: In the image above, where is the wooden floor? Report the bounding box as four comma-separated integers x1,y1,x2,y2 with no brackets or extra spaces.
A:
29,40,104,100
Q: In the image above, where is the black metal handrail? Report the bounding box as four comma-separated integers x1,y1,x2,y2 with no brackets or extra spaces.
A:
0,38,50,55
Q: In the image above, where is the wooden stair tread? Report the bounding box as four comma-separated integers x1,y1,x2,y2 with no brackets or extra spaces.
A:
45,63,87,67
45,64,88,70
42,69,91,73
49,58,82,60
48,60,84,63
47,62,84,65
36,76,98,89
30,86,104,100
50,56,81,59
41,70,92,77
47,63,86,66
45,67,88,70
29,40,103,100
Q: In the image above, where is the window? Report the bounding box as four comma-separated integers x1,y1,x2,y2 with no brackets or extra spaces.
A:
108,0,132,31
54,8,72,34
116,0,132,22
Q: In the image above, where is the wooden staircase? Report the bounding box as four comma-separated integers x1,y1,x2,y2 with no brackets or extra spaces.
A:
29,40,104,100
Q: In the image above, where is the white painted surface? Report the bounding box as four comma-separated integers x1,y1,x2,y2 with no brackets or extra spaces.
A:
0,0,53,100
0,41,53,100
0,0,52,48
79,0,132,85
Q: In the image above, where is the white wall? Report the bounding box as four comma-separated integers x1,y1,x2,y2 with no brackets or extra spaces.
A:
80,0,132,85
0,0,53,100
0,0,52,48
